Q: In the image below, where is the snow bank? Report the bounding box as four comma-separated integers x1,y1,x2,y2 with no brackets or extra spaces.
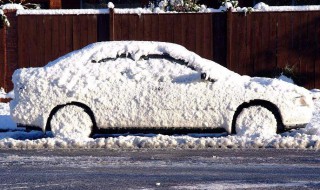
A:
17,9,109,15
0,3,24,10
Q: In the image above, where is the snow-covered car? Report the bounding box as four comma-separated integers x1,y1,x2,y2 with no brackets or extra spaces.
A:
10,41,313,138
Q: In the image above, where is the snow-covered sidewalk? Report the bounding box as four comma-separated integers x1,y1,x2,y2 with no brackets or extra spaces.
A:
0,91,320,149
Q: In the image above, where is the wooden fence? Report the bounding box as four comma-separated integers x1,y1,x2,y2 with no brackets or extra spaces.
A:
1,9,320,97
18,14,109,70
228,11,320,89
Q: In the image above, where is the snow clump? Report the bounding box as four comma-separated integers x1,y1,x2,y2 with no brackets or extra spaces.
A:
0,3,24,10
107,2,115,9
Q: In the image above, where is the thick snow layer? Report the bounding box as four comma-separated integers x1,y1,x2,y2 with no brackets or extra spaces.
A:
10,41,313,138
17,9,109,15
0,3,24,10
253,2,320,12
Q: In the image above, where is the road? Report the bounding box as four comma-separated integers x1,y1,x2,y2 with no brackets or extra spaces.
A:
0,149,320,189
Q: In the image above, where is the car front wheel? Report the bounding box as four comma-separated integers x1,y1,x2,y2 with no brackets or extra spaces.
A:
235,105,278,137
50,105,93,139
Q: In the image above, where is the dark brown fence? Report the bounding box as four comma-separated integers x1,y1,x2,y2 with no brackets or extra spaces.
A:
228,11,320,89
18,14,109,70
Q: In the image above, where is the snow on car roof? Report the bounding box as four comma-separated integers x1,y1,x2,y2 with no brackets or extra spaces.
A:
45,41,236,81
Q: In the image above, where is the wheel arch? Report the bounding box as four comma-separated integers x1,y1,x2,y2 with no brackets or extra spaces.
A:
45,102,98,135
231,99,285,134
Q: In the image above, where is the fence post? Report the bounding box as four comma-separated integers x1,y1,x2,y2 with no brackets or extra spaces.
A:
109,8,115,41
226,8,233,70
0,19,6,93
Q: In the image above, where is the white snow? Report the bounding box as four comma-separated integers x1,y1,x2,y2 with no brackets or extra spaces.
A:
0,3,24,10
278,75,294,84
0,10,3,15
0,88,6,98
253,2,320,12
50,105,92,138
0,103,16,130
107,2,115,9
235,106,277,138
17,9,109,15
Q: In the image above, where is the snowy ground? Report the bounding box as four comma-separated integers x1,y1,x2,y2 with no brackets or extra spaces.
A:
0,90,320,149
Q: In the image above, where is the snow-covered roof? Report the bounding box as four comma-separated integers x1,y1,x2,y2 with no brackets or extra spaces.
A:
17,9,109,15
0,3,24,10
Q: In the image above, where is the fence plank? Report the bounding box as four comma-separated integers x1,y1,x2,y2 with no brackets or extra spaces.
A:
195,14,204,58
268,12,278,77
52,16,60,60
315,12,320,88
88,15,97,44
44,16,52,64
0,27,5,90
58,15,67,59
203,13,213,60
173,15,182,45
212,13,226,67
98,14,109,42
72,15,81,50
65,16,73,53
143,15,152,41
158,15,166,42
18,16,27,69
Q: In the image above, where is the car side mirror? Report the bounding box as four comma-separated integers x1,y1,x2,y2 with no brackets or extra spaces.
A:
201,73,216,83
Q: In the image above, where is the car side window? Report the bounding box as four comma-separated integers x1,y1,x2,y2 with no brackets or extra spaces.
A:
136,54,201,84
91,54,201,84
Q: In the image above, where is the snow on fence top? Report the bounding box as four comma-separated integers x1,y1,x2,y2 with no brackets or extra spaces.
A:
253,2,320,12
17,9,110,15
13,2,320,16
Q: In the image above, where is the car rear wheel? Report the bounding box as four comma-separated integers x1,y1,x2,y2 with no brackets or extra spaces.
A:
235,106,278,136
50,105,93,138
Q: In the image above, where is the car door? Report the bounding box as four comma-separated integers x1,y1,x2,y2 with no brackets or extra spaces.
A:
134,55,223,129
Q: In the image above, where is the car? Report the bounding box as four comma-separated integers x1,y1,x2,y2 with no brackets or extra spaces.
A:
10,41,314,138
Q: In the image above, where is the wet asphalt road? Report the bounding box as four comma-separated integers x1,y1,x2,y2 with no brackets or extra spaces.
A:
0,149,320,190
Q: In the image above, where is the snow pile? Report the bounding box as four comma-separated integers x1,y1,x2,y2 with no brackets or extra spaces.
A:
0,3,24,10
253,2,320,12
0,103,16,130
17,9,109,15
